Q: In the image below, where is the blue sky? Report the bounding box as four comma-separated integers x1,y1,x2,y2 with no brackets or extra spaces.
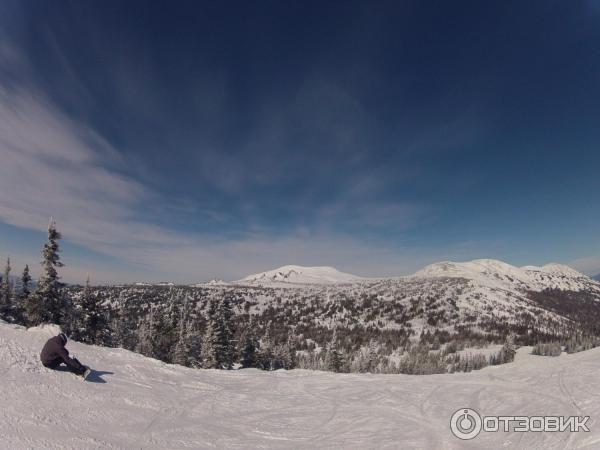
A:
1,0,600,283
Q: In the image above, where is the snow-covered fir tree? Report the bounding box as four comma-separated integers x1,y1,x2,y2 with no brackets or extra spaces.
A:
325,328,344,373
172,326,191,367
284,333,298,370
0,257,12,320
185,316,204,368
78,276,108,345
150,306,176,362
239,317,259,368
135,313,153,357
26,219,64,325
217,296,235,368
258,320,274,370
133,305,176,361
14,264,32,323
282,333,297,370
500,333,516,363
172,300,198,367
202,297,236,369
361,339,380,373
201,299,219,368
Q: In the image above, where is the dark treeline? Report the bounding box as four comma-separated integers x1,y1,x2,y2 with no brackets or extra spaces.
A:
1,221,599,374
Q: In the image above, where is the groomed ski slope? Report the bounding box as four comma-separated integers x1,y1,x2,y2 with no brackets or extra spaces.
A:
1,321,600,449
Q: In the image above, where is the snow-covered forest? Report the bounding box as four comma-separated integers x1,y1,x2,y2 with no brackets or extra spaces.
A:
2,221,600,375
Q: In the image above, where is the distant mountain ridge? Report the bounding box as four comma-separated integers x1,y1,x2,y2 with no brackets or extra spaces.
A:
232,259,595,289
235,265,362,286
412,259,592,292
193,279,228,287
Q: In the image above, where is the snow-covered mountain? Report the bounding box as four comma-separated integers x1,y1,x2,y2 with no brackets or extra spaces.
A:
192,278,229,287
235,265,362,286
594,273,600,282
134,281,175,287
412,258,593,292
234,259,594,290
205,258,600,339
3,320,600,449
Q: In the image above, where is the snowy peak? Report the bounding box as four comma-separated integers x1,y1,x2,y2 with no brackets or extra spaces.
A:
193,278,229,287
412,258,592,292
538,263,584,278
415,259,524,280
236,265,361,286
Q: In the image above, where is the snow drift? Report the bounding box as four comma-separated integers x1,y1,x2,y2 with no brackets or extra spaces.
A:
2,320,600,449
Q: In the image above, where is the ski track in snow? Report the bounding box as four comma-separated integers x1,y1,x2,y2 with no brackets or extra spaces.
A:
2,322,600,449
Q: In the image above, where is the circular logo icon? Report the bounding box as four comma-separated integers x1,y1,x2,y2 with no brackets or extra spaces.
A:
450,408,482,440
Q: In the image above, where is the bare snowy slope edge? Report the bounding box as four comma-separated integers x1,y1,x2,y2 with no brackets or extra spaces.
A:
2,320,600,449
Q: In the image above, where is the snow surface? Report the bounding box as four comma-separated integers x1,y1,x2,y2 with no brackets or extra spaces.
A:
236,265,362,286
2,321,600,449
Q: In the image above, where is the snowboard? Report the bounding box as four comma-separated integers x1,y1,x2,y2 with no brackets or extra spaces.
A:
81,367,93,381
71,366,94,381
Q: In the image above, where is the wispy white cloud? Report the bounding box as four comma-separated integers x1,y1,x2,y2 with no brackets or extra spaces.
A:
0,83,436,283
1,81,593,284
0,86,188,247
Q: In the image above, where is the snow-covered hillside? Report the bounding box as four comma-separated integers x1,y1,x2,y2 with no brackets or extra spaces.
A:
236,265,362,286
192,278,229,287
2,320,600,449
232,259,596,292
413,258,595,292
218,259,600,340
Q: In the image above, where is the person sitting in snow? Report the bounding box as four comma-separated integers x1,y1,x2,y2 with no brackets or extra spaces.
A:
40,332,88,376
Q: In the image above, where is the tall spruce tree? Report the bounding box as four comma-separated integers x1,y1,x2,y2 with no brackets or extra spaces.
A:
149,306,175,362
0,257,11,320
79,276,108,345
26,219,64,325
201,299,219,368
11,264,31,325
361,339,380,373
325,328,344,373
172,300,192,367
172,323,191,367
282,333,297,370
202,298,236,369
135,313,153,357
240,318,259,368
499,333,516,363
20,265,31,299
113,298,136,350
258,321,274,370
216,296,235,369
